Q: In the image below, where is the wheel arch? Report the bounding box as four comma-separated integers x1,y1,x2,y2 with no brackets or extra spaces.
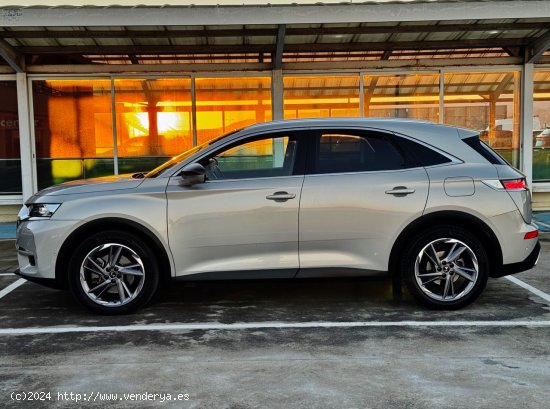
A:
55,217,173,289
389,210,503,278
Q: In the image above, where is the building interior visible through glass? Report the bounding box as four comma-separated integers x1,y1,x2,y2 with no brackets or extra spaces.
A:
533,70,550,181
3,70,546,193
0,81,21,194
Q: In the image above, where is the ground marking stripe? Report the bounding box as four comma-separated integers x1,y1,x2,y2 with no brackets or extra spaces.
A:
0,278,26,300
505,276,550,303
1,320,550,336
0,273,16,276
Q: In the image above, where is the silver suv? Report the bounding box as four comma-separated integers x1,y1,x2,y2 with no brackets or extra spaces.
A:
16,118,540,314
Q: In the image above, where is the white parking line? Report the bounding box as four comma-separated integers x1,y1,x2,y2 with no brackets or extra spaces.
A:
0,273,16,276
505,276,550,304
0,278,26,300
1,320,550,336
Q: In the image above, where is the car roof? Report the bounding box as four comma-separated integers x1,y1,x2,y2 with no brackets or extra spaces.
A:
228,117,478,147
243,117,433,132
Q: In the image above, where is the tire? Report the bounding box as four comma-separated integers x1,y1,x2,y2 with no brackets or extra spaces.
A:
400,225,489,310
67,230,159,315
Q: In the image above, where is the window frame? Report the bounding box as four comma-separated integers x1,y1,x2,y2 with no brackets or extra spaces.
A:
197,130,309,182
392,132,456,168
305,128,419,176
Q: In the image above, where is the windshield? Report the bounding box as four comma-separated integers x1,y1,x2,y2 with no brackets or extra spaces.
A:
145,128,243,178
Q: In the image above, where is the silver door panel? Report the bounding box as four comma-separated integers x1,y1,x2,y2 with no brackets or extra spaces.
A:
166,175,303,277
298,168,429,273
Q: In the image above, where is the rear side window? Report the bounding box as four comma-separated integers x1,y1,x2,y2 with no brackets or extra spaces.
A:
314,132,408,174
463,136,508,165
396,137,452,167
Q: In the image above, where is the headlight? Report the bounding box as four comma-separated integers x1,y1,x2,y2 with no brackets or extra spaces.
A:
27,203,61,218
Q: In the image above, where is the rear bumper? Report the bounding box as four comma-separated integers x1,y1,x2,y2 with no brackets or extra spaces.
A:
493,240,541,278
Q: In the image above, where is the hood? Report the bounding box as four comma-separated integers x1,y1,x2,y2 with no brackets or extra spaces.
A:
30,174,144,199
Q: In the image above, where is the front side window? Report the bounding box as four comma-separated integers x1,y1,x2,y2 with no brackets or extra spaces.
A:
203,135,297,180
314,132,407,174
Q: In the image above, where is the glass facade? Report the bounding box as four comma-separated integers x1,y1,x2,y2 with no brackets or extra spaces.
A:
6,68,543,194
195,77,272,145
363,73,440,122
283,75,360,119
0,80,21,195
30,76,271,187
533,70,550,181
443,71,521,167
32,79,114,189
114,78,193,174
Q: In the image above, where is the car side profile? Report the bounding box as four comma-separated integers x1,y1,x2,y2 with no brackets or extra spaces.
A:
16,118,540,314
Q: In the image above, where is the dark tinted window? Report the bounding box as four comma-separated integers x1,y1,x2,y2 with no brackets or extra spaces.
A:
315,132,407,174
463,136,508,165
397,137,452,166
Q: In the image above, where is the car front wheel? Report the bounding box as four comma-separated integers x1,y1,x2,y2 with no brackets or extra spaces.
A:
68,230,159,314
401,226,489,309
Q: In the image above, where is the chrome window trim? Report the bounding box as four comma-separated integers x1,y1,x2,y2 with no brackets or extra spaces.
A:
202,174,306,184
304,167,425,178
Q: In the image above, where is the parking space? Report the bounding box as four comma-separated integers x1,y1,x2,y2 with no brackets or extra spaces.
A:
508,254,550,297
0,274,19,289
0,242,549,408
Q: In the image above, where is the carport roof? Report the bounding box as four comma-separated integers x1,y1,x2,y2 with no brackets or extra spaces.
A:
0,1,550,71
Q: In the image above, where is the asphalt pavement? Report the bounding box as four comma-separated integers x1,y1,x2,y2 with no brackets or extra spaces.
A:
0,237,549,408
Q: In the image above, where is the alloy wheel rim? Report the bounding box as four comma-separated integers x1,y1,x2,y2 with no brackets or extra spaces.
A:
79,243,145,307
414,238,479,302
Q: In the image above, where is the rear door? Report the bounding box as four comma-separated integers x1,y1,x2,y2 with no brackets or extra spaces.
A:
298,129,430,276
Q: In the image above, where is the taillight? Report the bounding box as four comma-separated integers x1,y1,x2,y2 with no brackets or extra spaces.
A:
501,179,527,191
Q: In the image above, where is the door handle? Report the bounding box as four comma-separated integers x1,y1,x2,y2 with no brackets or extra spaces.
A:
266,191,296,202
385,186,415,196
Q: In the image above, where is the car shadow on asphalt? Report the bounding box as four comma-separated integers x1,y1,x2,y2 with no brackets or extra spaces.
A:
1,275,549,329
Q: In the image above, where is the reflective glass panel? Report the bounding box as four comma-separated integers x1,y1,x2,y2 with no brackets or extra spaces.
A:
0,81,21,194
363,73,440,122
195,77,272,145
533,70,550,181
32,79,114,189
284,75,360,119
114,78,192,174
443,71,520,167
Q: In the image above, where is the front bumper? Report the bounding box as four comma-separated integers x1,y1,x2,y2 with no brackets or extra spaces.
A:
14,269,61,289
16,219,76,287
494,240,541,278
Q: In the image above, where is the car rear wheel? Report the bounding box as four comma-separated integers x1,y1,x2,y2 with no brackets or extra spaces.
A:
68,230,159,314
401,226,489,309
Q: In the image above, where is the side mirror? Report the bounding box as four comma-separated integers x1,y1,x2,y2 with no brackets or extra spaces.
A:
179,163,206,186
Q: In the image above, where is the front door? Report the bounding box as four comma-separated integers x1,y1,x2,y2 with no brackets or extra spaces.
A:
166,132,305,278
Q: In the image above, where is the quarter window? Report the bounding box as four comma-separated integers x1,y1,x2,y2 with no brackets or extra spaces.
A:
203,136,297,180
396,137,452,166
315,132,407,174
